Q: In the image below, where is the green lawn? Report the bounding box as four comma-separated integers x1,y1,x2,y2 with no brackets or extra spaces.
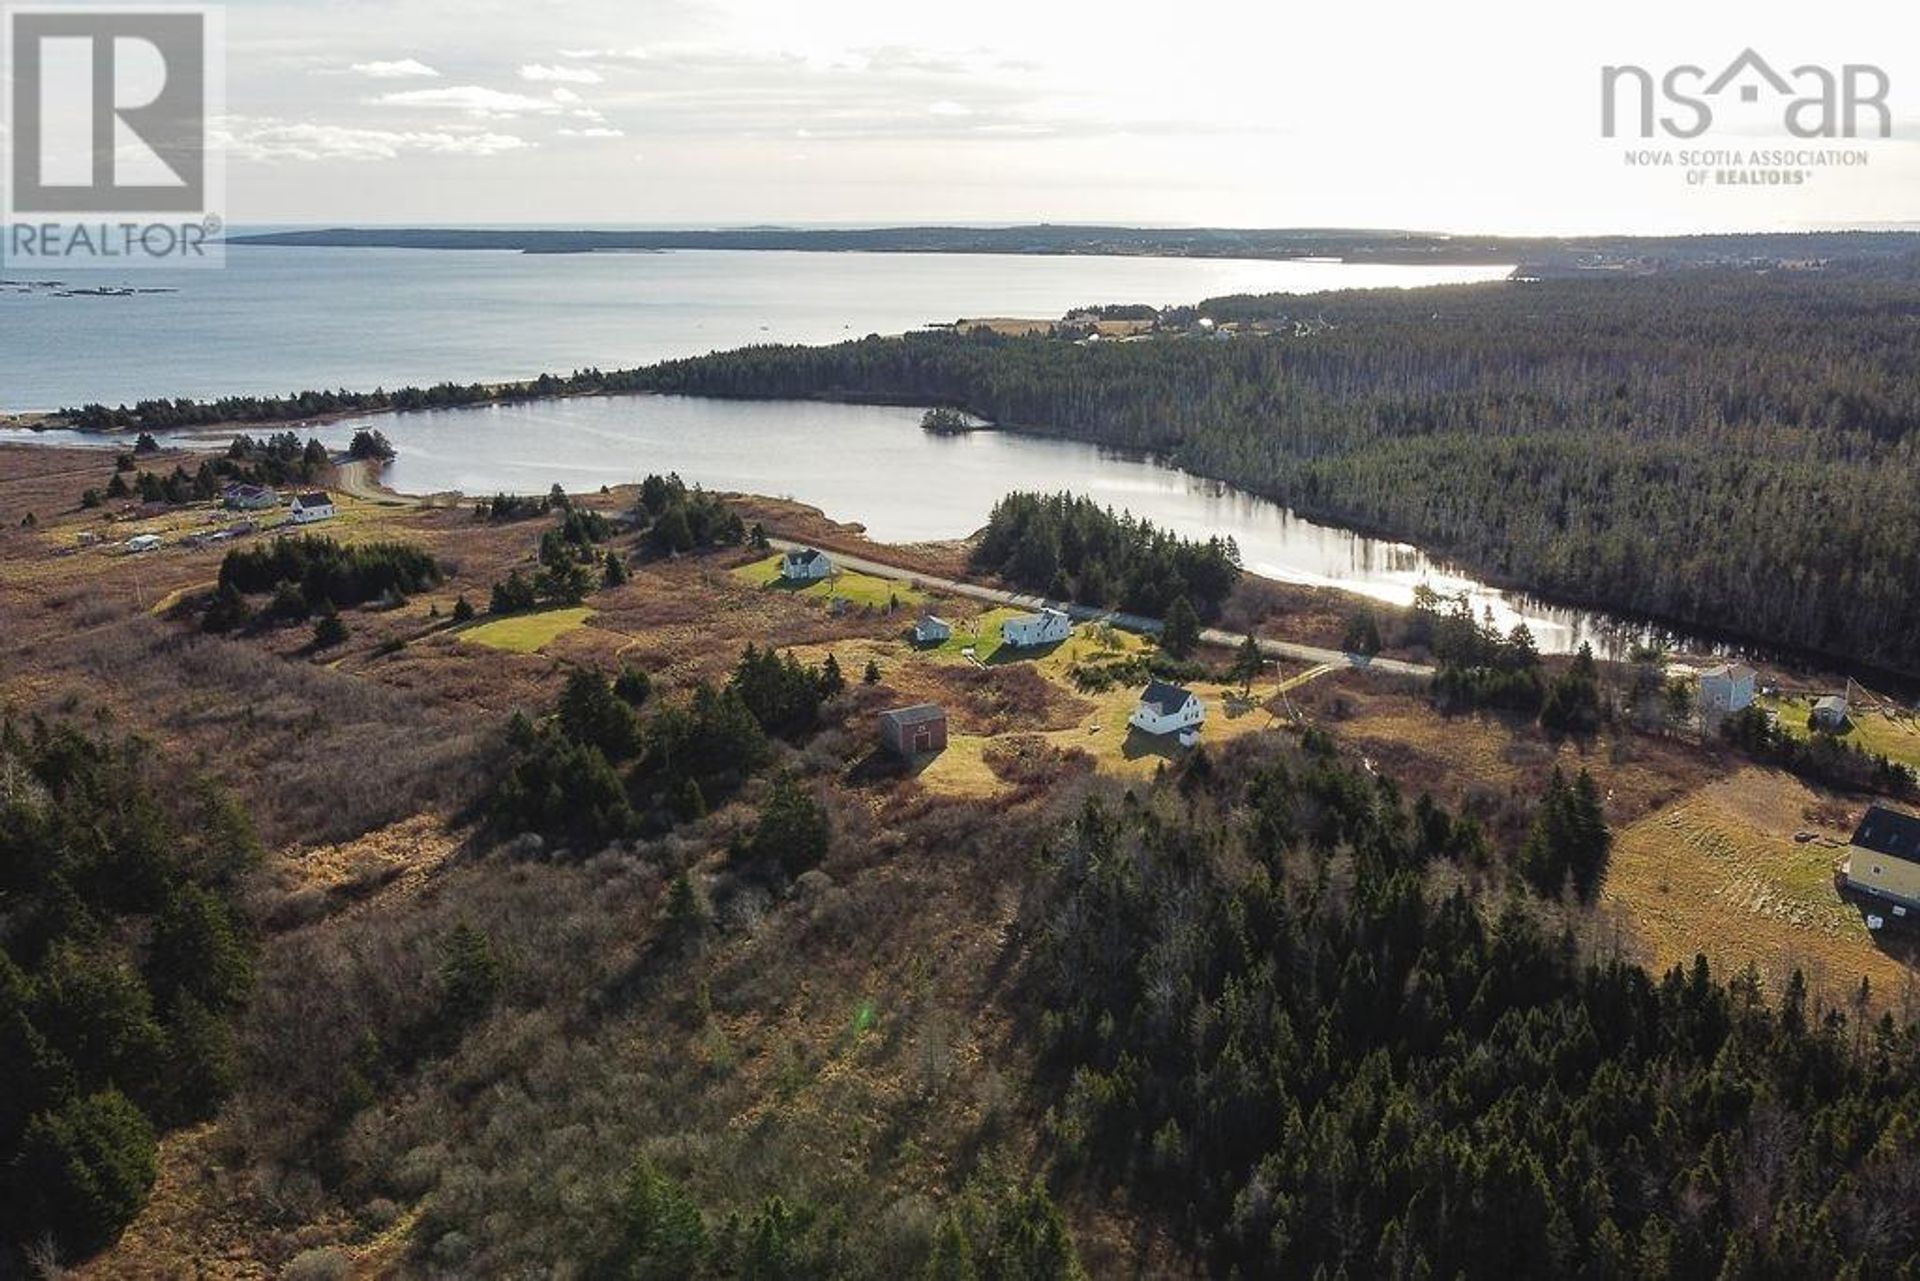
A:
929,606,1025,664
1762,693,1920,770
732,554,925,611
460,606,596,653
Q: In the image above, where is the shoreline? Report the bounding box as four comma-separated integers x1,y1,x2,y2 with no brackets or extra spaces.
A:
9,400,1906,686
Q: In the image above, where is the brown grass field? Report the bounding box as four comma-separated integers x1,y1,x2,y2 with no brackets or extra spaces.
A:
6,439,1918,1275
1601,768,1920,1016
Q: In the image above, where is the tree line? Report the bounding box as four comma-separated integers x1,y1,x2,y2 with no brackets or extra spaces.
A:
0,721,260,1267
974,491,1241,618
215,534,442,618
1024,733,1920,1277
493,643,845,849
627,266,1920,675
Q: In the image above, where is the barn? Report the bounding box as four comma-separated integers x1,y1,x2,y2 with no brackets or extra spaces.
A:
878,704,948,758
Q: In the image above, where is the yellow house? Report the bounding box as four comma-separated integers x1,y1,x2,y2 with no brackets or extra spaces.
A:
1842,806,1920,908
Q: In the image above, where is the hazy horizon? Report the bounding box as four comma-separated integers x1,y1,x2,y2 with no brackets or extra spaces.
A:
203,0,1917,235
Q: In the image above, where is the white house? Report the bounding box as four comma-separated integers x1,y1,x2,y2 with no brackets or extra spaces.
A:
1001,606,1071,649
913,614,953,645
223,483,279,511
124,533,162,553
1699,662,1757,716
1130,680,1207,744
1813,694,1850,731
289,492,336,524
781,547,833,582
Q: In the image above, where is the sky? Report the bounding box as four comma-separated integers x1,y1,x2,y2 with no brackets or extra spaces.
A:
189,0,1920,232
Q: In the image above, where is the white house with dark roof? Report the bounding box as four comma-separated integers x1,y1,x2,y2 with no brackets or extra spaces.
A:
912,614,953,645
1130,680,1206,743
1001,606,1071,649
290,491,336,524
781,546,833,582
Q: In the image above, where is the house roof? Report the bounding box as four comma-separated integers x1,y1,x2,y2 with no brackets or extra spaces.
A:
880,704,946,728
784,546,826,565
1851,806,1920,866
917,614,951,628
1702,663,1757,682
296,492,331,507
1815,694,1849,712
1009,607,1067,626
1138,680,1197,715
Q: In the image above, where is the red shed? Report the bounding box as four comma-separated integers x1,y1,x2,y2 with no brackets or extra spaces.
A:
879,704,948,758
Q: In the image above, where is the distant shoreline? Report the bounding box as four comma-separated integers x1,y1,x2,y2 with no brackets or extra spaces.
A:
225,225,1920,272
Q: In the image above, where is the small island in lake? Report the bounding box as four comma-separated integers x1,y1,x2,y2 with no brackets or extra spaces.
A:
921,407,985,434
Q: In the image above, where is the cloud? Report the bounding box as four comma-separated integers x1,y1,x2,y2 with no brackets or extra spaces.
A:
521,63,603,85
558,46,648,61
377,85,578,118
348,58,440,79
216,118,530,162
927,100,971,117
557,126,625,138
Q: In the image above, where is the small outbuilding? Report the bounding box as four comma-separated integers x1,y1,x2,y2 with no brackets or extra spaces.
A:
781,546,833,582
1001,606,1071,649
879,704,948,759
1698,662,1757,716
912,614,953,645
290,492,336,524
124,534,162,553
1812,694,1850,732
1842,805,1920,909
1129,680,1207,743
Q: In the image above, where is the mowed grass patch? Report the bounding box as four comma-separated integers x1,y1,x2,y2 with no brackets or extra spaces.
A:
1032,621,1150,680
1761,693,1920,772
1601,767,1918,1012
928,606,1025,664
915,734,1008,799
460,606,596,654
732,553,925,611
1056,678,1287,779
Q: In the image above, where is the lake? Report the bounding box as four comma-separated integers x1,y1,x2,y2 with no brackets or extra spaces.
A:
45,392,1619,655
0,247,1510,412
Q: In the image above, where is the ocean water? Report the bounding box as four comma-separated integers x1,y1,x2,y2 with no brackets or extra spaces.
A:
0,248,1511,411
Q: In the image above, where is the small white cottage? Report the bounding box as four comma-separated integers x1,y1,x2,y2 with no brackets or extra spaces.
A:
290,492,336,524
1001,607,1071,649
781,547,833,582
913,614,953,645
1129,680,1206,743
